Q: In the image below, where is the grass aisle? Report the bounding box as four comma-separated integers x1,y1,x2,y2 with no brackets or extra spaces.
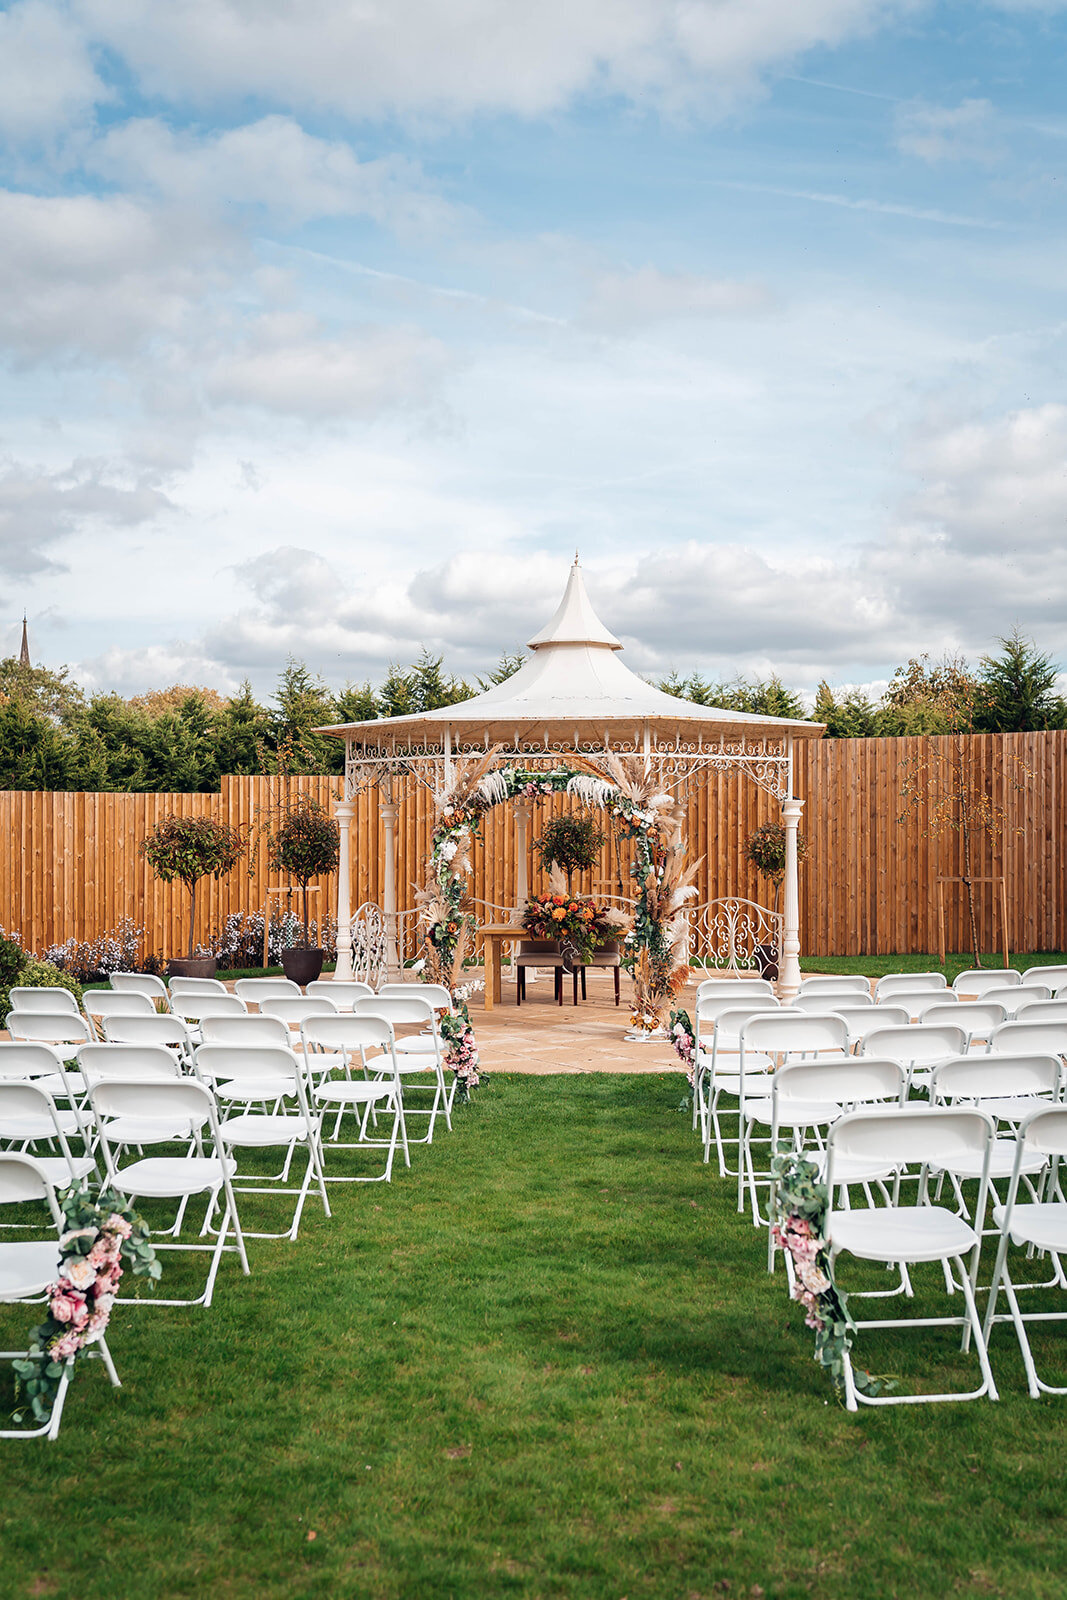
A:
4,1074,1067,1599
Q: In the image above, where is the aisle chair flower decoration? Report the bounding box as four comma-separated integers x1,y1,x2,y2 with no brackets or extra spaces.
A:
14,1183,160,1426
771,1150,891,1400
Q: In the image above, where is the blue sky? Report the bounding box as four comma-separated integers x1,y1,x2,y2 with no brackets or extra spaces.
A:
1,0,1066,700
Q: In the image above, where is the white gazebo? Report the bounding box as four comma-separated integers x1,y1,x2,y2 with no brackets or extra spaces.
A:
321,560,824,999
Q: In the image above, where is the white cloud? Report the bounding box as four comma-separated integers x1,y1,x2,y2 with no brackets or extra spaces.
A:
896,98,999,164
76,0,910,120
88,115,454,231
0,0,105,142
205,315,451,419
905,403,1067,553
583,267,774,331
0,188,234,363
0,456,173,575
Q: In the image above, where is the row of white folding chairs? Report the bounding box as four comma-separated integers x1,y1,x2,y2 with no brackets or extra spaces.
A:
0,988,465,1439
0,1011,432,1245
731,1020,1061,1223
4,988,457,1141
694,1002,1067,1178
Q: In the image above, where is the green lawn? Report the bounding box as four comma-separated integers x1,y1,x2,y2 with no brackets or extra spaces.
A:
5,1075,1067,1599
800,951,1067,985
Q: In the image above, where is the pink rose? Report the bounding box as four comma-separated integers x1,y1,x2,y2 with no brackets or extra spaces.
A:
50,1332,81,1360
50,1289,85,1324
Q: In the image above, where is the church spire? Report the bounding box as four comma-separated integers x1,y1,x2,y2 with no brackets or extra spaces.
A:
18,614,29,668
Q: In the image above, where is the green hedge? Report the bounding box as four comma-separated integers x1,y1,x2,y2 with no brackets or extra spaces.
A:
0,934,83,1025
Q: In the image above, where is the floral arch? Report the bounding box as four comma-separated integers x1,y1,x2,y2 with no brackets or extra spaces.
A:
416,748,701,1032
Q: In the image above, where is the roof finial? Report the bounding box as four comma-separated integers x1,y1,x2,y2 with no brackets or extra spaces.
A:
19,613,30,668
574,549,580,566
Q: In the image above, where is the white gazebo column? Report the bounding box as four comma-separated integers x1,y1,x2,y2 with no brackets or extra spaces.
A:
777,796,804,1002
512,798,533,914
332,797,356,981
381,777,401,979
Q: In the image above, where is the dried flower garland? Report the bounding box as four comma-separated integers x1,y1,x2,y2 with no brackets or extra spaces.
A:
13,1184,160,1425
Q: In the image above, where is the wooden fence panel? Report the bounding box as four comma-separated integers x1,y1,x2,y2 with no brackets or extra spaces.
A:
0,733,1064,959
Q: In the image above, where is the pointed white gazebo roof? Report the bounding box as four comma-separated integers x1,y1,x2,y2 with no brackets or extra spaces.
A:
321,559,822,752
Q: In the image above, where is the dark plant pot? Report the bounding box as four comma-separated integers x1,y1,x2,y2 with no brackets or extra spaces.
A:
281,947,324,985
168,956,218,980
754,943,779,981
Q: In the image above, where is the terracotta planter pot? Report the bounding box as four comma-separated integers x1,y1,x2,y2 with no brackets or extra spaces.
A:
281,947,324,985
167,956,218,980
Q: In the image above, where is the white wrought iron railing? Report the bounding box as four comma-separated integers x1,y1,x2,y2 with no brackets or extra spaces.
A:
688,897,783,975
349,901,389,988
360,894,781,980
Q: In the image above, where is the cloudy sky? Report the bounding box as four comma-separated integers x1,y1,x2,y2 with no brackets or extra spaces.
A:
2,0,1066,701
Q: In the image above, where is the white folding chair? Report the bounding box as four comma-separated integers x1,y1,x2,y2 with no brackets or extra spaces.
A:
0,1040,89,1122
798,975,871,996
0,1153,120,1440
169,993,247,1024
233,977,302,1007
6,1011,93,1056
918,1001,1006,1047
8,987,81,1015
0,1081,96,1187
832,1004,910,1053
824,1107,998,1410
928,1056,1057,1226
1023,965,1067,990
990,1020,1067,1063
768,1058,907,1272
886,989,958,1023
377,984,457,1109
101,1011,196,1067
353,996,451,1142
862,1024,969,1093
83,990,157,1042
695,977,776,1004
695,999,780,1170
88,1078,248,1308
301,1015,409,1184
110,972,171,1007
953,968,1021,999
168,994,247,1047
168,976,228,996
200,1014,292,1048
306,979,374,1011
738,1013,849,1223
259,996,343,1077
981,986,1053,1018
984,1106,1067,1397
1010,1001,1067,1026
78,1045,191,1158
874,972,947,1002
194,1044,329,1241
791,991,873,1015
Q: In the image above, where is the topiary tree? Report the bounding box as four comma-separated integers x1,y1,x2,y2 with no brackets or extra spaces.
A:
745,821,807,918
267,798,340,948
140,815,246,958
533,813,605,892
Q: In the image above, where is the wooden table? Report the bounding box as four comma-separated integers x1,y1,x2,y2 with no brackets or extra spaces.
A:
480,923,524,1011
